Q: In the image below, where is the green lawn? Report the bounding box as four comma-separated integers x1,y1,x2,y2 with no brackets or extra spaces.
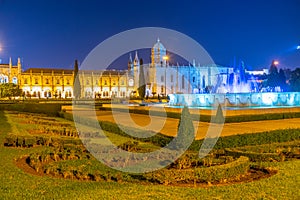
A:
0,110,299,200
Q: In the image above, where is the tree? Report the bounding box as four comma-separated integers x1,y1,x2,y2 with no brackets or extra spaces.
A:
213,104,225,124
172,106,195,150
0,83,22,99
278,69,287,91
289,68,300,92
73,60,81,99
266,60,279,89
138,58,146,100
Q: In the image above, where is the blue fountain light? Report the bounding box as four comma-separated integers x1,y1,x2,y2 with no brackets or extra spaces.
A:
168,92,300,109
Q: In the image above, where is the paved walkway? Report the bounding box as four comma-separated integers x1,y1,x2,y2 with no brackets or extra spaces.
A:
67,107,300,140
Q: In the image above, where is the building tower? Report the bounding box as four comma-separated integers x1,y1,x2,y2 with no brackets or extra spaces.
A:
133,51,140,90
17,57,22,74
128,53,134,75
151,38,167,66
9,57,12,82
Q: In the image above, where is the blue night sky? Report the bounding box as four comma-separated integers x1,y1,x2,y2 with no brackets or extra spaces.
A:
0,0,299,70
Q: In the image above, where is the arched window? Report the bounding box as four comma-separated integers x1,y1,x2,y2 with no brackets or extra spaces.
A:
12,77,18,84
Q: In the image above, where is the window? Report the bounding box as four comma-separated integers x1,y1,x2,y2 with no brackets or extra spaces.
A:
121,80,125,85
182,75,185,89
86,80,89,85
12,77,18,84
45,78,49,84
161,85,164,93
35,78,38,84
56,79,60,84
112,81,116,86
66,79,70,85
193,77,195,83
171,75,173,82
161,75,164,82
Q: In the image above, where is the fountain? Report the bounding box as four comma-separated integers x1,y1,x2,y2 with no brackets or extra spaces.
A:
168,61,300,109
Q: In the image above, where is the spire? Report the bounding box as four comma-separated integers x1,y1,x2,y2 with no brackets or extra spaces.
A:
17,57,22,73
157,37,160,43
134,51,139,61
9,57,12,66
129,53,133,63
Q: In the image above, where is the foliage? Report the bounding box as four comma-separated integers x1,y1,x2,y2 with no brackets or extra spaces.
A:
190,128,300,151
0,83,22,99
172,106,195,150
3,134,82,147
96,106,300,123
266,60,279,89
0,103,62,116
289,68,300,92
73,60,81,99
224,148,284,162
144,156,250,185
60,111,173,147
212,104,224,124
0,110,300,199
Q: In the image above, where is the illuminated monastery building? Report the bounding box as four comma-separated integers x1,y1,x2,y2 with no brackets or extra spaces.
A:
0,39,243,98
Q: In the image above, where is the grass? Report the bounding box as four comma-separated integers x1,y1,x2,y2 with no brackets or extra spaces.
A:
0,110,299,199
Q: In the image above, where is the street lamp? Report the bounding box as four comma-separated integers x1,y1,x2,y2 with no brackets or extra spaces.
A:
163,56,169,66
297,45,300,50
273,60,279,65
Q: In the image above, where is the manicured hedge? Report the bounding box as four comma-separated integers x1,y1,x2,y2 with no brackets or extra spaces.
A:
0,103,62,116
60,112,173,147
60,111,300,151
3,134,82,147
96,106,300,123
190,129,300,151
224,148,284,162
144,156,250,185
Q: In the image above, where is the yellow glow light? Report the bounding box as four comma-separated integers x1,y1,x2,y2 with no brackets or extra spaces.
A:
163,56,169,60
274,61,279,65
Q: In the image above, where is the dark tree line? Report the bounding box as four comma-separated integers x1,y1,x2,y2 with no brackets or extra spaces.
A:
265,60,300,92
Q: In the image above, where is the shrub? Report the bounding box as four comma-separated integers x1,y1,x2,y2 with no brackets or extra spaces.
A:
224,148,284,162
190,129,300,151
144,156,249,185
0,103,62,116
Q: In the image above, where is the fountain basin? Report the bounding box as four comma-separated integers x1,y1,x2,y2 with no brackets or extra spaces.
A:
168,92,300,108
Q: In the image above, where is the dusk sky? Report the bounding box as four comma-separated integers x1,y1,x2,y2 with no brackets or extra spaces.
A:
0,0,299,70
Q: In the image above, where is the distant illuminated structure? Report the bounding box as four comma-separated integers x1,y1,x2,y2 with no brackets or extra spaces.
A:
0,57,21,85
0,39,268,99
128,38,231,97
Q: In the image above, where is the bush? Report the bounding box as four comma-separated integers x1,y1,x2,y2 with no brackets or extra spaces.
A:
60,112,173,147
144,156,249,185
224,148,284,162
190,129,300,151
3,134,82,148
0,103,62,116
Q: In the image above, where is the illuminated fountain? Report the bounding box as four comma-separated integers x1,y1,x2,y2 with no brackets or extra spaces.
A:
168,62,300,108
168,92,300,108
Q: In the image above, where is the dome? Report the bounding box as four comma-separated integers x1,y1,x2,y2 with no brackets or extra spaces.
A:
152,38,166,51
